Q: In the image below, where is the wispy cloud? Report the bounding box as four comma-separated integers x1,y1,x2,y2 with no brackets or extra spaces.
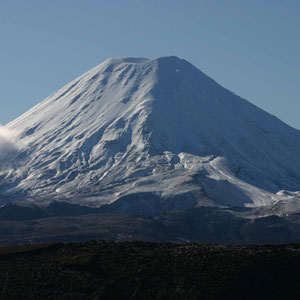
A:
0,125,21,160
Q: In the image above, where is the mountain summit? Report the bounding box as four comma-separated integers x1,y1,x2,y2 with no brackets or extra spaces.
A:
1,56,300,213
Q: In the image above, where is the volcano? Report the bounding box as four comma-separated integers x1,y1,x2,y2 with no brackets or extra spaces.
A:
1,56,300,214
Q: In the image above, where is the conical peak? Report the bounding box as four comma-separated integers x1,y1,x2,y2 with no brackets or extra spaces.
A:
97,56,186,73
84,56,195,86
2,55,300,205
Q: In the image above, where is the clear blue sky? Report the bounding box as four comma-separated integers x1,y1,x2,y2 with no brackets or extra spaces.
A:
0,0,299,129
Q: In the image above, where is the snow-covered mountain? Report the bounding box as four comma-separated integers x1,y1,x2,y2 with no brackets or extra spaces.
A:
1,56,300,213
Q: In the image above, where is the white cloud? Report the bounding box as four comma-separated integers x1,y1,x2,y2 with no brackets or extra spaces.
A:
0,125,20,159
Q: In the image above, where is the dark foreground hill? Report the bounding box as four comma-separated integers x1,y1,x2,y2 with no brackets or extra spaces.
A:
0,241,299,299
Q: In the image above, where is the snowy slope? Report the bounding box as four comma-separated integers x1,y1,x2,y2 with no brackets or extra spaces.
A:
1,56,300,212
